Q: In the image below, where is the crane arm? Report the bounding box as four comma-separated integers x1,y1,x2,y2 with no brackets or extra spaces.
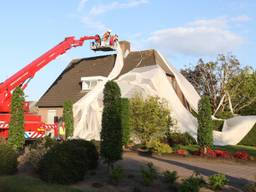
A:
0,35,99,112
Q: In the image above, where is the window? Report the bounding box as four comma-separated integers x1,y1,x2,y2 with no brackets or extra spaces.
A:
81,76,106,92
47,110,56,124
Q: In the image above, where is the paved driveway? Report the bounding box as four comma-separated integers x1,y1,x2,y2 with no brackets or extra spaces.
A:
120,152,256,190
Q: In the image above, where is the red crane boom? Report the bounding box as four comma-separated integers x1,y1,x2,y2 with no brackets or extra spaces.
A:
0,35,99,112
0,35,101,140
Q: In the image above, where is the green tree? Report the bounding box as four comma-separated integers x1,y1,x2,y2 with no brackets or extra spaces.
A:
197,96,213,153
181,54,241,116
100,81,122,169
63,100,74,138
130,94,172,146
8,87,25,150
226,68,256,114
121,98,130,146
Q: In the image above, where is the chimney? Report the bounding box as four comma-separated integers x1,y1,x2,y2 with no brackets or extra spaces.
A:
119,41,130,57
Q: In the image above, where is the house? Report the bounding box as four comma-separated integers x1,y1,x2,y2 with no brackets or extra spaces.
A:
37,41,191,124
37,41,256,145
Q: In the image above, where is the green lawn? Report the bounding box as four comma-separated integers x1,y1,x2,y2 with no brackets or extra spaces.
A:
0,175,83,192
177,144,256,156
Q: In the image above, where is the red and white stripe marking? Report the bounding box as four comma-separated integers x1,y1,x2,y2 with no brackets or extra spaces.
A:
0,122,9,129
25,131,44,139
43,124,58,131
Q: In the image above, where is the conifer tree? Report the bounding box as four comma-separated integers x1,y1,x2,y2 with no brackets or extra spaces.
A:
197,96,213,153
8,87,25,150
100,81,122,169
63,100,74,138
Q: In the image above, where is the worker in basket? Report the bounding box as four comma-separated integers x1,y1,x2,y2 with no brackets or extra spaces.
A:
110,34,118,47
101,29,111,46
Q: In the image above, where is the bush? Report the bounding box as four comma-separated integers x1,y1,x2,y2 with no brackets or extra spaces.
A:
20,137,57,172
179,172,206,192
239,103,256,115
233,151,249,160
140,162,157,186
197,96,213,152
67,139,98,169
121,98,130,146
214,149,231,158
176,149,189,156
0,144,17,175
100,81,123,169
110,165,124,185
162,170,178,185
215,111,234,119
146,140,172,154
212,120,224,131
38,139,98,184
130,94,172,145
216,149,230,158
167,131,196,146
208,173,229,190
238,124,256,146
205,148,216,158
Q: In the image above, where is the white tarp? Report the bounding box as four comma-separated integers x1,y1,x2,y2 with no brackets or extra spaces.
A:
213,116,256,145
73,48,256,145
117,65,198,138
73,43,124,140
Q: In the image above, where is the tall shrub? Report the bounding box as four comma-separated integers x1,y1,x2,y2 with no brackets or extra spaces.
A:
121,98,130,146
197,96,213,153
100,81,122,169
8,87,25,150
130,94,172,146
63,100,74,138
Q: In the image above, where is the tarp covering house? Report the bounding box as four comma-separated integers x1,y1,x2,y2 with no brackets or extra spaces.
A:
37,41,256,145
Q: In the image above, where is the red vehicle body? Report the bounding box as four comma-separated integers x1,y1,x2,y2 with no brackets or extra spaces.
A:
0,35,101,140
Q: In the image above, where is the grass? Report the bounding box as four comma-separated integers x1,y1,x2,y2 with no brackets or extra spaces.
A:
0,175,83,192
177,144,256,156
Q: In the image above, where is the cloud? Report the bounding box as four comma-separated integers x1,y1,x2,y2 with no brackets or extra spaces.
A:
88,0,148,17
80,0,148,32
81,17,106,31
188,18,228,29
147,16,248,56
230,15,251,22
77,0,89,12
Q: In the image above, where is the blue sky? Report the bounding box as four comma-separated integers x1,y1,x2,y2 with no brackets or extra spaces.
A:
0,0,255,100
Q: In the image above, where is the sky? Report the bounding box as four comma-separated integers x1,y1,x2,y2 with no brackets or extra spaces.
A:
0,0,255,100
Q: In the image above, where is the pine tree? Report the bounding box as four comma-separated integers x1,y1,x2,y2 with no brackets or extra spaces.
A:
8,87,25,150
197,96,213,153
100,81,122,169
63,100,74,138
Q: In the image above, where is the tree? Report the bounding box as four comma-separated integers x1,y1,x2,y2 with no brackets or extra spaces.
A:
121,98,130,146
225,67,256,114
100,81,122,169
181,54,241,116
197,96,213,153
63,100,74,138
130,94,172,146
8,87,25,150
